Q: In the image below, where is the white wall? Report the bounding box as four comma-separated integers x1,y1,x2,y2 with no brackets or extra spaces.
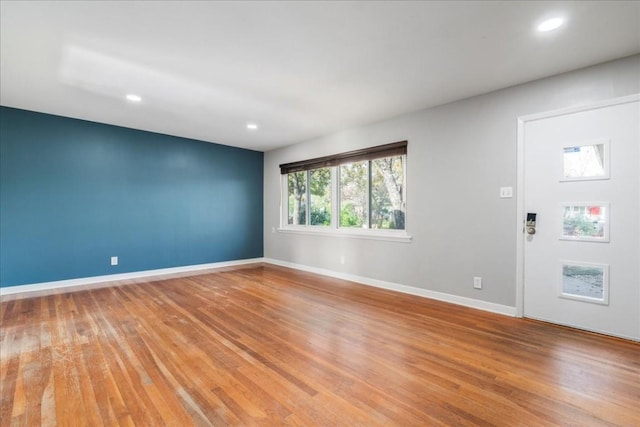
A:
263,55,640,309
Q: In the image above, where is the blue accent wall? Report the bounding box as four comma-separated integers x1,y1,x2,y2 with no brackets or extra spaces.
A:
0,107,264,287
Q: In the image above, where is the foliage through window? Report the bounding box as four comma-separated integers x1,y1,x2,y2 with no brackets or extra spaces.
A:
310,168,331,225
287,172,306,225
288,168,332,226
340,161,368,227
282,142,407,233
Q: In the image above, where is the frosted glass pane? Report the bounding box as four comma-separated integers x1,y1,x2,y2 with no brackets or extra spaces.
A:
561,263,606,301
563,143,606,180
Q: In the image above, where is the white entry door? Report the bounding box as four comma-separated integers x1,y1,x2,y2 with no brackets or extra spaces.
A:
521,95,639,340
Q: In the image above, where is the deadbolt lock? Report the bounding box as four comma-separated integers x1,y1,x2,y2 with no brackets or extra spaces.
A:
526,213,537,235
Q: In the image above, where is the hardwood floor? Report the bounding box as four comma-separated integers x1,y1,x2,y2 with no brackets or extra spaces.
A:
1,264,638,426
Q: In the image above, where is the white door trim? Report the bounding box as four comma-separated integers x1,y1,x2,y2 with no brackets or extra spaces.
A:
515,94,640,319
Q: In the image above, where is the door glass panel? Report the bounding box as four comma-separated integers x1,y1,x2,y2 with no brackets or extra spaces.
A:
560,203,609,242
562,141,609,181
560,262,609,304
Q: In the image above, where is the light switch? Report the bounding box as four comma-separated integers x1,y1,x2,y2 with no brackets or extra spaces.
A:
500,187,513,198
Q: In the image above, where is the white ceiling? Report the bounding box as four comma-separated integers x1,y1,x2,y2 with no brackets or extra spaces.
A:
1,1,639,152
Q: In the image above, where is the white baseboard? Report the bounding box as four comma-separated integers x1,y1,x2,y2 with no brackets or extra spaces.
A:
263,258,517,317
0,258,265,297
524,314,639,342
2,257,517,317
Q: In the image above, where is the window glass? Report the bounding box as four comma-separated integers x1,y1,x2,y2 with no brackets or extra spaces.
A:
288,171,307,225
371,156,405,229
562,143,608,180
309,168,331,226
339,161,368,228
562,264,605,300
561,204,608,241
281,142,407,235
560,262,608,305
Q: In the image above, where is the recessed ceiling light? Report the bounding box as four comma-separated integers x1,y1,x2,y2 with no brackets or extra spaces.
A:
126,94,142,102
246,123,258,130
537,17,564,32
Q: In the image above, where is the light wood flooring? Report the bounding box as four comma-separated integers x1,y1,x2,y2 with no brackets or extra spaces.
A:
1,264,639,426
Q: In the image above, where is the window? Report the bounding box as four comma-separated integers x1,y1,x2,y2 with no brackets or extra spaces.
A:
340,161,368,227
287,171,306,225
310,168,331,226
560,261,609,305
370,156,405,229
561,140,609,181
287,167,331,226
280,141,409,240
339,156,405,229
560,203,609,242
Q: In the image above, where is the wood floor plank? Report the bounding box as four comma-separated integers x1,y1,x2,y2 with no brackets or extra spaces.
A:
1,263,639,426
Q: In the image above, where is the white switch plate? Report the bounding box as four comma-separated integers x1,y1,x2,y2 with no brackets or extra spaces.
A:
111,256,118,266
473,276,482,289
499,187,513,198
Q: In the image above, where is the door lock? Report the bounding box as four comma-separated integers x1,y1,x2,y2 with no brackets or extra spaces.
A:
526,213,537,235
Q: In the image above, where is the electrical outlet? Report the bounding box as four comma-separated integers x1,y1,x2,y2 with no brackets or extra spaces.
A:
340,255,345,265
473,276,482,289
111,256,118,266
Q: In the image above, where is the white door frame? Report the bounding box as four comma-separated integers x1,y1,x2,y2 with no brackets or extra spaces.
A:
515,94,640,327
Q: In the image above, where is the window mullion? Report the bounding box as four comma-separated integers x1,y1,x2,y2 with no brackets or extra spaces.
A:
367,160,372,229
306,170,311,226
282,175,286,227
332,166,338,229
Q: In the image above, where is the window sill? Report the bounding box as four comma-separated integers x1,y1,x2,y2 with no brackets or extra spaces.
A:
276,227,412,243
